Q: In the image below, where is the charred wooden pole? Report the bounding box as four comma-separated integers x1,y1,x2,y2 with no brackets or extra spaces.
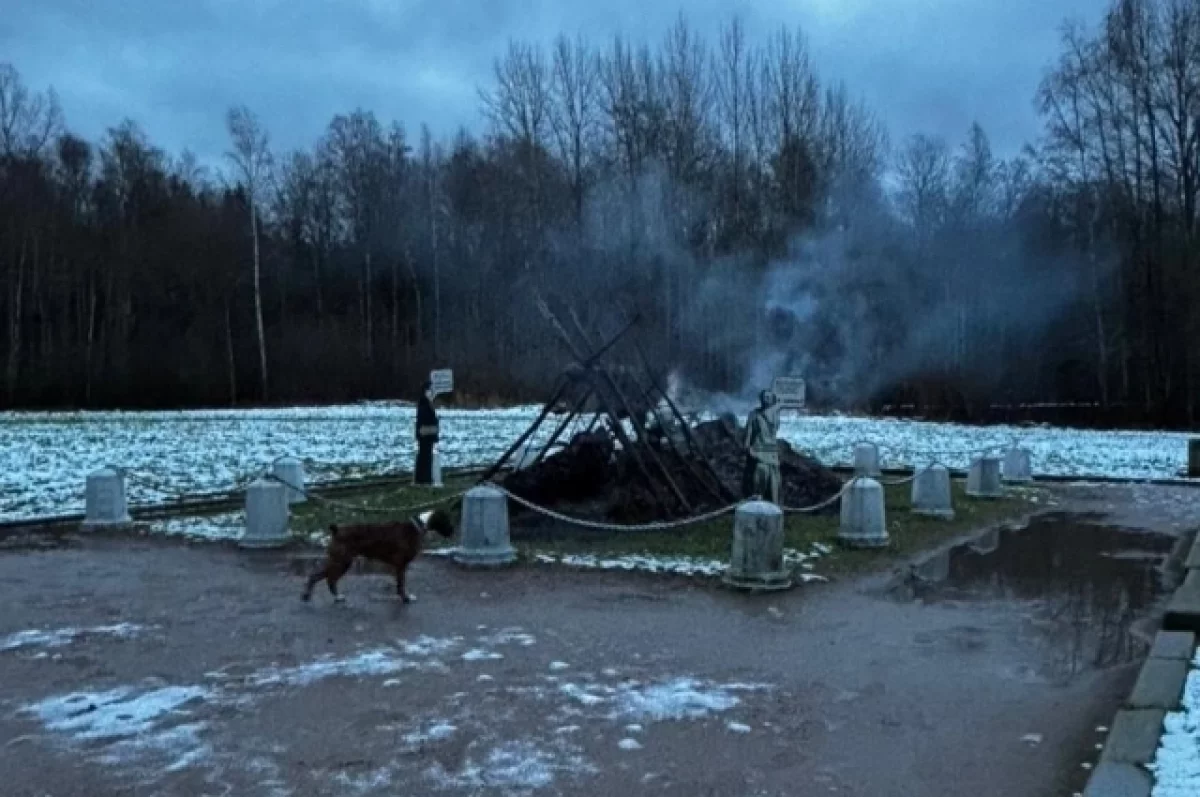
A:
480,375,572,482
535,295,691,514
533,384,591,467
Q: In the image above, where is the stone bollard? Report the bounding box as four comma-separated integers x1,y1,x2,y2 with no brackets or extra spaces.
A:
966,456,1003,499
272,457,307,504
432,448,443,487
238,478,291,549
82,468,132,529
454,485,516,567
911,464,954,520
722,501,792,591
1189,439,1200,478
839,478,889,548
853,443,881,478
1002,447,1033,484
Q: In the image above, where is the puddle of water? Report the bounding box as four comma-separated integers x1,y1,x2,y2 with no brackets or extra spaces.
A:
903,513,1176,681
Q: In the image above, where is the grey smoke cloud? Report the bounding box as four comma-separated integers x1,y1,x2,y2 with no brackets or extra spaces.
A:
2,0,1107,164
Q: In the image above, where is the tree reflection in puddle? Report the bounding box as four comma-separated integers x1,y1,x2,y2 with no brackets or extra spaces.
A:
907,513,1175,682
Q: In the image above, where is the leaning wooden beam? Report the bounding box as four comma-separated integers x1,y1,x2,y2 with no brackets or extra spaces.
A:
638,385,727,505
533,384,591,467
535,295,670,508
480,375,572,482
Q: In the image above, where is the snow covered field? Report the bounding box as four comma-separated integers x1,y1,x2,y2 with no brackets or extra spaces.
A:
1,404,1196,521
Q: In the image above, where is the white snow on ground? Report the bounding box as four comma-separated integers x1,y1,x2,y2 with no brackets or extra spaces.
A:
1149,650,1200,796
4,404,1197,521
19,625,770,795
530,545,829,582
425,740,595,792
557,677,767,722
0,623,148,652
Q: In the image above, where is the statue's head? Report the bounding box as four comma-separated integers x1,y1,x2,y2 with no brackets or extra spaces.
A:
422,380,434,401
759,389,777,409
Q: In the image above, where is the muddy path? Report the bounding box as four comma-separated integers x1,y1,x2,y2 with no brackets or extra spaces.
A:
0,482,1196,797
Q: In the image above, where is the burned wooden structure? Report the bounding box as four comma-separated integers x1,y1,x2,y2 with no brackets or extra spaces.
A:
483,296,842,524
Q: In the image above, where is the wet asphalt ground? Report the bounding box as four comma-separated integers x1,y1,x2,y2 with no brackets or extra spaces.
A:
0,482,1197,797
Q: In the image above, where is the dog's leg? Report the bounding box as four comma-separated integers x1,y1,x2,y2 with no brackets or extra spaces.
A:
325,557,353,603
394,557,416,604
301,564,329,602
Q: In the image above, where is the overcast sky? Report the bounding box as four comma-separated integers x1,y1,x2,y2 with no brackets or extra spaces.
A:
3,0,1108,168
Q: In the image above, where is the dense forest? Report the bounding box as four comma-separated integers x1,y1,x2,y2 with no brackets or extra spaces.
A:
2,1,1199,426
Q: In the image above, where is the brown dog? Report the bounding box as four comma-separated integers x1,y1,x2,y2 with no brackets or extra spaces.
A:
301,509,455,604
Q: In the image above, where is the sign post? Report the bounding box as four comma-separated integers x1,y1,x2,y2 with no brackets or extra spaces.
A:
772,376,806,411
430,369,454,397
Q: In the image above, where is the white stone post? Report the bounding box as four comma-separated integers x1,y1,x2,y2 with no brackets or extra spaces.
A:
1001,447,1033,484
239,478,291,549
966,456,1003,498
722,501,792,591
853,442,881,478
82,468,132,529
838,477,889,548
454,485,516,567
911,464,954,520
272,457,307,504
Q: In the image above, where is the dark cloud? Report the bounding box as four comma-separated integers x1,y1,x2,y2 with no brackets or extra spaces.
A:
2,0,1107,163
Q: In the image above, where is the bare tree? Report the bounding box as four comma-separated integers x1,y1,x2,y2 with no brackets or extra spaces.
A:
225,104,272,402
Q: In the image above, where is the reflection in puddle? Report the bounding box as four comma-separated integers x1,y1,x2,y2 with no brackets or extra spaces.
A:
903,513,1175,682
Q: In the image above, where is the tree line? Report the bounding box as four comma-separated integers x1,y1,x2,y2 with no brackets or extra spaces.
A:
1,2,1198,426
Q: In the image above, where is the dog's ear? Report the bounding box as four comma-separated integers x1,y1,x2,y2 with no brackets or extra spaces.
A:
328,523,338,535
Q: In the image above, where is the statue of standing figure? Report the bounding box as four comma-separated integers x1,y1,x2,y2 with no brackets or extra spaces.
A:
414,380,440,486
743,389,782,504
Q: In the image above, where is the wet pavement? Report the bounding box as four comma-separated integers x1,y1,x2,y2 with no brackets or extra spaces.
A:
899,513,1176,683
0,483,1197,797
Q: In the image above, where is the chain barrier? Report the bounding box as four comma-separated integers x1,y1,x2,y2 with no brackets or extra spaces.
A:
490,484,740,532
780,478,857,514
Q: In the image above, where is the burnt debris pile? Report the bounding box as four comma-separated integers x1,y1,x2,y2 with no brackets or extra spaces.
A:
484,296,842,525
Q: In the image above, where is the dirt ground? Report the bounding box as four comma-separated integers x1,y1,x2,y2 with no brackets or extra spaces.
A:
0,482,1197,797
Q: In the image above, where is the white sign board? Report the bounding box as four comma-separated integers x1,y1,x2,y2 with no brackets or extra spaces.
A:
773,376,806,410
430,369,454,397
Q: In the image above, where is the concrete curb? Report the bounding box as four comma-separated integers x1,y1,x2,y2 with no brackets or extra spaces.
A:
1083,627,1196,795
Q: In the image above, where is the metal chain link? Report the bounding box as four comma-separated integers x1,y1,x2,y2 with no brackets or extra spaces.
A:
490,484,740,532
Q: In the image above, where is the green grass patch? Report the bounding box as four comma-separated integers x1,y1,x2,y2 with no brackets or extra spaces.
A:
287,476,1046,577
513,482,1045,577
288,476,474,537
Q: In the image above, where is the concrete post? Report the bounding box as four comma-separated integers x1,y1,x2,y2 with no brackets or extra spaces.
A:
1002,448,1033,484
239,478,291,549
853,443,881,478
966,456,1003,499
722,501,792,591
82,468,132,529
911,464,954,520
839,478,889,548
454,485,517,567
272,457,307,504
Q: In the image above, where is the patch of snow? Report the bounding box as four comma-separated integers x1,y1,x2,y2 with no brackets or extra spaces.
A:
155,512,245,541
0,622,149,652
557,676,768,724
402,722,457,747
24,685,211,741
425,740,593,792
245,649,420,688
726,721,752,734
549,661,570,671
617,738,642,750
462,649,503,662
624,724,643,733
333,765,397,795
480,628,537,647
477,674,495,682
1149,653,1200,796
399,635,459,657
